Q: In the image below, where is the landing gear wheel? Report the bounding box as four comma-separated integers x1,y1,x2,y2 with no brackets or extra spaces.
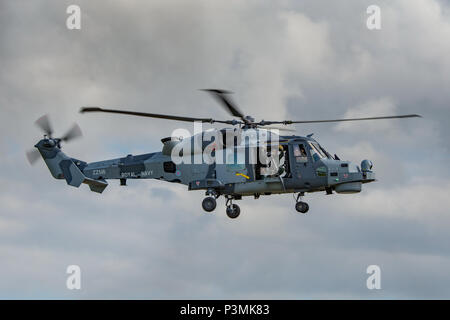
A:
202,197,217,212
295,201,309,214
226,204,240,219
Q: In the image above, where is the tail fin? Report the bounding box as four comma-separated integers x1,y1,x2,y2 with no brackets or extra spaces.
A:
35,139,108,193
59,158,85,187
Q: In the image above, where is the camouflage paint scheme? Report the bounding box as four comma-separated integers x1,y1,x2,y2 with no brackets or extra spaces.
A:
34,133,375,197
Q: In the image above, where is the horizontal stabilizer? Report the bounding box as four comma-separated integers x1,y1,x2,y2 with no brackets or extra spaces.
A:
83,177,108,194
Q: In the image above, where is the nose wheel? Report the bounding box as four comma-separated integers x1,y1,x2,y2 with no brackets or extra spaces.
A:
295,201,309,213
294,193,309,214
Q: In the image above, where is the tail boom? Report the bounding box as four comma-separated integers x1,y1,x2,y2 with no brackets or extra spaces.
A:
35,139,108,193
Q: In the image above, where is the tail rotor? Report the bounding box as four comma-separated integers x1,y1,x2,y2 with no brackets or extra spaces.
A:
26,115,83,165
35,114,54,138
26,149,41,165
60,123,82,142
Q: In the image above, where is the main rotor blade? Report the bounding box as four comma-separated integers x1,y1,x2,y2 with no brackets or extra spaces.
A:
201,89,246,121
259,114,422,125
35,114,53,136
61,123,83,142
80,107,227,124
263,126,296,132
26,149,41,165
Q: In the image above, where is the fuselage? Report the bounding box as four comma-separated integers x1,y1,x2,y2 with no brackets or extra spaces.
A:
74,131,375,197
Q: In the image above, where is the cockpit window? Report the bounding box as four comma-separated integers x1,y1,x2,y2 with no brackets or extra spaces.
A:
308,142,328,161
319,144,333,159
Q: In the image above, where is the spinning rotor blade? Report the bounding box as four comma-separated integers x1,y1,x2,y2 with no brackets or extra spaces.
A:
80,107,240,125
201,89,246,122
26,149,41,165
35,114,53,136
80,107,239,125
61,123,83,142
260,114,422,126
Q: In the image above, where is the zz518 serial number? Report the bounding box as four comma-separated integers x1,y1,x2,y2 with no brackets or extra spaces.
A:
224,304,269,315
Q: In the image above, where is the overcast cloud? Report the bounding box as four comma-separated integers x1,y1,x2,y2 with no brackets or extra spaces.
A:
0,0,449,299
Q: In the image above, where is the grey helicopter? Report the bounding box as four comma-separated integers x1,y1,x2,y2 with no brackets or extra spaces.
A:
27,89,421,219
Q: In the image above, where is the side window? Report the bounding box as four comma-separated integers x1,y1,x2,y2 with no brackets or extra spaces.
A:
163,161,176,173
293,144,308,163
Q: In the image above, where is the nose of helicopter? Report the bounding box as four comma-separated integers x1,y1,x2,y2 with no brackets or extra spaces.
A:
328,158,376,193
361,159,373,172
361,159,376,182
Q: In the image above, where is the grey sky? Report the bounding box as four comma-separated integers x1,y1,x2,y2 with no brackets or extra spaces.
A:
0,0,449,299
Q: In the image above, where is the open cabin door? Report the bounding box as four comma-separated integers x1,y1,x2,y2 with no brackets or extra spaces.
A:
288,142,316,188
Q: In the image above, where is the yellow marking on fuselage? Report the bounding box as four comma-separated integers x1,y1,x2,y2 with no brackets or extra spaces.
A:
236,173,250,179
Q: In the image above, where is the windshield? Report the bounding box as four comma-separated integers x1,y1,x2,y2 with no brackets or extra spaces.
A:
308,141,332,161
318,143,333,159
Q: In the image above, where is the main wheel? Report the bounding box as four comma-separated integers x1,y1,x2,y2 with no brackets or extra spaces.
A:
226,204,240,219
202,197,217,212
295,201,309,213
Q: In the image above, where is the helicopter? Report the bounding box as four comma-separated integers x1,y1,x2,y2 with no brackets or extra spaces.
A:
27,89,421,219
